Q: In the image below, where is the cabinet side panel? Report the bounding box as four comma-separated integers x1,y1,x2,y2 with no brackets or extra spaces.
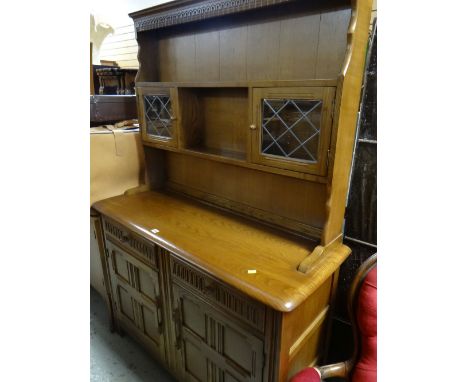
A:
135,31,160,82
315,8,352,80
278,275,333,381
287,328,324,379
90,216,108,299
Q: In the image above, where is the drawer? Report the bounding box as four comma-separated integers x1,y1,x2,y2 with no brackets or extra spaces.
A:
108,240,162,302
103,217,159,270
170,256,265,333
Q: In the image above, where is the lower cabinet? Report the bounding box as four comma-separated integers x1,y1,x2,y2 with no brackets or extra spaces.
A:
107,240,167,363
172,284,265,382
102,217,331,382
104,220,271,382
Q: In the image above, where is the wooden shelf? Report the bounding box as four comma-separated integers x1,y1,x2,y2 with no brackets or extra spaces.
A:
143,140,328,184
184,146,247,161
136,79,338,89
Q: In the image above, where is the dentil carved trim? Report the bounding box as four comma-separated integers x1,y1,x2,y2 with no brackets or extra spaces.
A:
171,257,266,331
131,0,295,32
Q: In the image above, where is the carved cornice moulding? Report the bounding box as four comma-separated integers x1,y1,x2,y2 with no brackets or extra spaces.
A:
130,0,296,32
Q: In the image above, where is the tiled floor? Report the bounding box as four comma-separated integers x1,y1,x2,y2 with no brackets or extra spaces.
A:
90,288,176,382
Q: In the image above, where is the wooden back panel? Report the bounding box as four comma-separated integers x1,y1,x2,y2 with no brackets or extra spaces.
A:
179,87,249,158
137,2,351,83
164,151,327,238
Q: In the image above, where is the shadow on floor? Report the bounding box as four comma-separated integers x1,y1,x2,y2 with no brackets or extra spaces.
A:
90,287,176,382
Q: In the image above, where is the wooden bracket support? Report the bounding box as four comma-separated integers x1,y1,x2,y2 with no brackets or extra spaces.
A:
297,237,351,275
124,184,150,196
297,245,325,274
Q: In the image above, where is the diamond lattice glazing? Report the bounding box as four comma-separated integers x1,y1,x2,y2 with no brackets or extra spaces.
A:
261,99,322,162
144,95,173,139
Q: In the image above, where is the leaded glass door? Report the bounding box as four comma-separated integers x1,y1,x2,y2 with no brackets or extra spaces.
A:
251,87,335,176
137,87,179,148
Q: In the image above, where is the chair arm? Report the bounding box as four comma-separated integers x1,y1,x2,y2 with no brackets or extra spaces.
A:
316,360,352,380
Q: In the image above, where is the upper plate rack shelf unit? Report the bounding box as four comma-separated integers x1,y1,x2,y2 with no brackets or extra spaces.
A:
131,0,352,84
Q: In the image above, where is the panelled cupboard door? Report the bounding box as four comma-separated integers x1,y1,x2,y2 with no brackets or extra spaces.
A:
137,86,179,148
251,87,336,176
172,284,264,382
107,241,166,361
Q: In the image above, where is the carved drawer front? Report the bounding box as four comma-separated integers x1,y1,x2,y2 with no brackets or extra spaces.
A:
170,257,265,333
173,285,265,382
107,241,166,361
103,217,159,270
110,242,161,300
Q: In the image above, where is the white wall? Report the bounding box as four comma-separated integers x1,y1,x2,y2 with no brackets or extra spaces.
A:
90,0,169,67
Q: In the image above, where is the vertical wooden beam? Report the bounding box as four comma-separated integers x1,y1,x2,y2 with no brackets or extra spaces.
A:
322,0,373,246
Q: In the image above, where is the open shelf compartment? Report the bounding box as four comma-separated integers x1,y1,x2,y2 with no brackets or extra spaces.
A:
178,87,249,161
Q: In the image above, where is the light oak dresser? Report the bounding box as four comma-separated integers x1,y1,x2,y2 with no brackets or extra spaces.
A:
92,1,373,381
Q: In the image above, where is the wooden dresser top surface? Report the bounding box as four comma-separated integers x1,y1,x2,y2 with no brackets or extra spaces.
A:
93,191,350,311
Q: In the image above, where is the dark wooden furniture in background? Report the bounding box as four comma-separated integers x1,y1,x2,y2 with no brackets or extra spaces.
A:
96,68,138,95
92,0,373,381
92,65,116,95
90,95,138,126
90,43,94,95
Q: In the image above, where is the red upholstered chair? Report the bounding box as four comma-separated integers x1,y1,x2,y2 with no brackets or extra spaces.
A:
291,254,377,382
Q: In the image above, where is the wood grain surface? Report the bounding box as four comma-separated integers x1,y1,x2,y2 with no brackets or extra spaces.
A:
93,191,351,312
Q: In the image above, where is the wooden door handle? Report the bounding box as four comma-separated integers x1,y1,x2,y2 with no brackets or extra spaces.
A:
173,307,182,350
156,305,163,335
